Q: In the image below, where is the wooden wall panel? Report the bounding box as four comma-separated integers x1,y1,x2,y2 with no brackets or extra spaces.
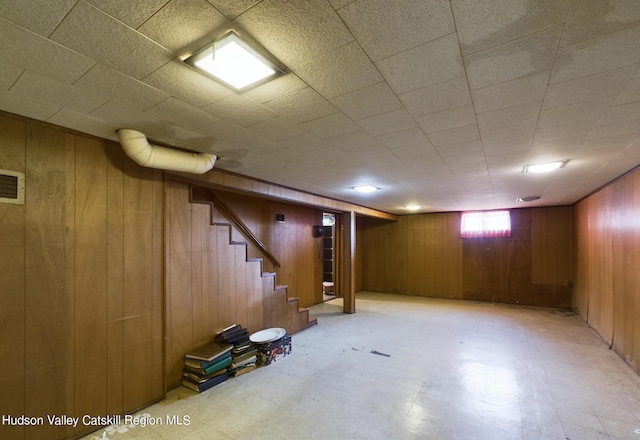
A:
612,174,640,369
0,116,26,440
106,143,125,416
587,187,615,345
74,136,108,433
123,159,159,411
24,124,76,440
359,208,572,308
572,199,590,319
531,206,574,286
575,167,640,373
0,116,165,439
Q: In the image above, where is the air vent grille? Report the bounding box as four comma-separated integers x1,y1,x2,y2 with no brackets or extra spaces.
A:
0,170,25,204
275,212,285,223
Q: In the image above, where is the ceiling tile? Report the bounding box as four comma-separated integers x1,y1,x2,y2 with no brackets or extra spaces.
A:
587,118,640,140
0,19,96,84
338,0,454,61
477,101,542,132
203,94,277,127
327,130,379,150
89,100,166,133
299,112,360,138
376,127,429,149
197,119,253,143
599,101,640,125
416,104,477,134
144,97,219,130
538,98,612,127
375,33,464,94
471,72,549,113
10,70,107,114
86,0,169,29
428,123,480,148
293,42,382,99
279,133,333,152
399,76,471,118
0,0,76,36
464,25,561,90
0,59,23,90
138,0,228,53
47,108,118,140
388,141,437,159
246,117,308,142
0,89,59,121
480,124,535,148
74,63,169,111
436,140,484,158
50,1,173,79
330,82,403,121
244,73,308,104
263,87,337,124
551,25,640,84
452,0,569,55
533,120,595,143
613,74,640,106
357,108,417,136
561,0,640,47
234,0,353,67
206,0,261,19
543,64,637,109
142,59,232,107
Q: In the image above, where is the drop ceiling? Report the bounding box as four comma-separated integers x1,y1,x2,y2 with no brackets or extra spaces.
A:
1,0,640,214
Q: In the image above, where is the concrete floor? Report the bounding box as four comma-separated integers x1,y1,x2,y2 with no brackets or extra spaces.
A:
82,291,640,440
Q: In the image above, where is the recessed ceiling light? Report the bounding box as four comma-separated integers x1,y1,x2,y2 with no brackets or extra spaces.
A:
185,31,283,90
516,196,541,202
405,205,421,211
352,185,379,193
523,160,567,174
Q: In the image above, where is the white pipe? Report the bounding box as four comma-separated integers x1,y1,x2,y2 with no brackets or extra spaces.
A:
117,128,217,174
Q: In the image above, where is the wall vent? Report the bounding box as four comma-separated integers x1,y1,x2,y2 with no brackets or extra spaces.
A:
275,212,285,223
0,170,25,205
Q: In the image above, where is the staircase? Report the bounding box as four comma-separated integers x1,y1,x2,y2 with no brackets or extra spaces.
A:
189,186,317,335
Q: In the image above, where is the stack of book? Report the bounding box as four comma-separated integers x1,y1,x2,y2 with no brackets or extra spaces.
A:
229,340,258,377
215,325,257,377
215,324,250,345
182,340,233,393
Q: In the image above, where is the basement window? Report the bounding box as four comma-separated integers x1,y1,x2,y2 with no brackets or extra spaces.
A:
460,210,511,238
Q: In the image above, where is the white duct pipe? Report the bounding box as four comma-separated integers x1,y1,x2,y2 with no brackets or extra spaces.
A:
117,128,217,174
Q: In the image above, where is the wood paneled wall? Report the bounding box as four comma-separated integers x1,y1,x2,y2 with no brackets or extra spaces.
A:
0,116,164,440
574,168,640,372
164,183,323,388
359,207,573,308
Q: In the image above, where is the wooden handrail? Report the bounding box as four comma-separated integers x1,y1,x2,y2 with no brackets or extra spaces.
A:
205,189,281,268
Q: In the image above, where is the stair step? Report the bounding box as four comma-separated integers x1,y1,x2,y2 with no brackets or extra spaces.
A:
287,297,299,303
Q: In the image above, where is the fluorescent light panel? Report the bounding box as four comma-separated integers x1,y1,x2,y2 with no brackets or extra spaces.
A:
523,160,566,174
187,32,280,90
352,185,378,193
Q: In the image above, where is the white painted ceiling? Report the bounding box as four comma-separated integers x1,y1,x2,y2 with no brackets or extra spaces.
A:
1,0,640,214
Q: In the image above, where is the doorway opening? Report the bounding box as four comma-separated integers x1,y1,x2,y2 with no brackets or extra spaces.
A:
322,213,336,302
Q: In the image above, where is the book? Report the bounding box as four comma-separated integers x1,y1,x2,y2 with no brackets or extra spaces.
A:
184,355,232,376
229,363,257,377
184,340,233,362
215,327,249,344
232,349,257,363
183,367,228,384
231,355,257,369
184,351,231,370
182,373,229,393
